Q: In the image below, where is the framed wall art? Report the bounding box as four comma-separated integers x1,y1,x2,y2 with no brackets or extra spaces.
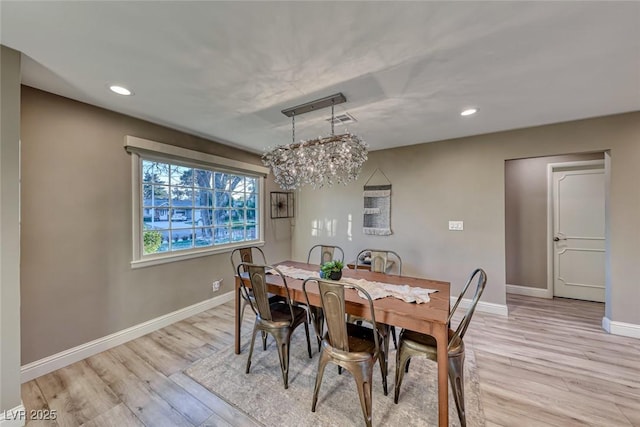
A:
270,192,294,219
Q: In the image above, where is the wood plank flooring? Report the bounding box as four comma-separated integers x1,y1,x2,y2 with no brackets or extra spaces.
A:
22,295,640,426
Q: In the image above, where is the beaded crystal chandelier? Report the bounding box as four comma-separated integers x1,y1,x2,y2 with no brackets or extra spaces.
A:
262,93,368,190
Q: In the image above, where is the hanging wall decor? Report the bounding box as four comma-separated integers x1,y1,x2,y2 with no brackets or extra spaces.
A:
363,169,392,235
270,192,294,219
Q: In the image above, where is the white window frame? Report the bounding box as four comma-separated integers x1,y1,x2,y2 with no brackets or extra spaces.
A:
125,136,269,268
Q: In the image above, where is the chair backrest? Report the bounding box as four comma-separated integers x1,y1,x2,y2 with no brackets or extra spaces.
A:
237,263,294,323
448,268,487,346
355,249,402,276
307,244,345,265
230,246,267,272
302,278,379,354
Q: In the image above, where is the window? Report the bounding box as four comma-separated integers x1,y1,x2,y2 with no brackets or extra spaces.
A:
126,136,267,268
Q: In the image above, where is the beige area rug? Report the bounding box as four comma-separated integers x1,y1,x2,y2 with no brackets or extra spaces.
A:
186,328,485,427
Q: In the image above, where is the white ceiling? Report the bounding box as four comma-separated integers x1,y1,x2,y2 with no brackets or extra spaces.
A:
2,1,639,153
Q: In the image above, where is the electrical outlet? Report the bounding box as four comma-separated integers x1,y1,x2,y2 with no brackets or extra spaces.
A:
212,279,222,292
448,220,464,231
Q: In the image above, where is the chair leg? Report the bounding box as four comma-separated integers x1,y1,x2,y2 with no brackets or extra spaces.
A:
273,330,291,389
246,326,259,374
391,326,398,349
352,360,374,427
241,298,268,351
394,345,412,404
304,321,312,358
377,324,390,396
309,306,324,352
239,299,249,341
312,351,330,412
240,298,247,323
449,352,466,427
378,352,388,396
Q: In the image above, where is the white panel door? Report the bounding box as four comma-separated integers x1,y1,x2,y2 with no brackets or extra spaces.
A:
553,168,605,302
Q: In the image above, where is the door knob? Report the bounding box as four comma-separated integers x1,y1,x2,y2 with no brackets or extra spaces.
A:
554,237,560,241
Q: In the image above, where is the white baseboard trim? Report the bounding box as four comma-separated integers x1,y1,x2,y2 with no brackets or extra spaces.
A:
506,284,552,299
602,317,640,339
0,403,25,427
451,297,509,317
21,291,234,383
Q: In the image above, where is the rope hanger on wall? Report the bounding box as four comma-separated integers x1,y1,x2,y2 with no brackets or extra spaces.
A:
363,168,391,186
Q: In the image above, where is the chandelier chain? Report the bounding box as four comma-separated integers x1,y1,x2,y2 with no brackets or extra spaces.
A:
331,100,335,136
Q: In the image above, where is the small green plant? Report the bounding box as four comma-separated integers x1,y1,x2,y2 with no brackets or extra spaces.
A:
321,260,344,279
143,229,162,254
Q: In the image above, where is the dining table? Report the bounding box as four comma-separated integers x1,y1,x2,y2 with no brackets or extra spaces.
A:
234,260,451,427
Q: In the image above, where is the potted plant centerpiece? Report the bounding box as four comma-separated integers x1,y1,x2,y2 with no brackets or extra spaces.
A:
320,260,344,280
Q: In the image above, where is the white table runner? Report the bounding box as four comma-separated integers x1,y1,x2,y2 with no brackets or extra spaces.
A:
273,265,438,304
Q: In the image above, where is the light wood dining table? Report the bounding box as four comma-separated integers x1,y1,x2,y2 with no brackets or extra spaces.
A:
234,260,451,427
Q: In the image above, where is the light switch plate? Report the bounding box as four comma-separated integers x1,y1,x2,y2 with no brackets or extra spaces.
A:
449,221,464,231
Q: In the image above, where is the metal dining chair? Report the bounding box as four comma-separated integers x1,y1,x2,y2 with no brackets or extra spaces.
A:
355,249,402,275
238,263,312,389
394,268,487,427
306,244,344,350
353,249,402,349
302,277,387,427
230,246,285,350
307,244,345,265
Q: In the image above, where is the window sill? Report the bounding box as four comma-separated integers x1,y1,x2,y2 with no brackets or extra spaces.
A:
130,241,265,269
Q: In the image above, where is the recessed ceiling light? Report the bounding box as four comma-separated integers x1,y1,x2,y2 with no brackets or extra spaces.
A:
109,85,133,96
460,108,477,116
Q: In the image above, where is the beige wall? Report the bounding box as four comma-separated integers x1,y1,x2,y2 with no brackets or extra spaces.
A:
20,86,291,364
1,45,22,412
505,152,604,289
293,112,640,325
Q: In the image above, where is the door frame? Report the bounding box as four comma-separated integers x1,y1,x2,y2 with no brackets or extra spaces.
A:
546,159,606,298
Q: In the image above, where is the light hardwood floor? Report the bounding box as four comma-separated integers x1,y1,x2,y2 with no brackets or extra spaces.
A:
22,295,640,426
